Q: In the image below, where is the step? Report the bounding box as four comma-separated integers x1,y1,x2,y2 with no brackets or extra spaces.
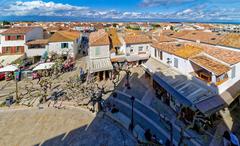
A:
106,111,131,130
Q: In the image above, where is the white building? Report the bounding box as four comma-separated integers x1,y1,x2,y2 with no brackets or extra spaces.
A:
143,40,240,119
25,39,49,62
48,31,81,58
123,33,152,64
88,29,113,80
0,27,43,55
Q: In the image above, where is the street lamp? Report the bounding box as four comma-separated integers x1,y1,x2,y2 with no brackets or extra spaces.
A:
129,96,135,132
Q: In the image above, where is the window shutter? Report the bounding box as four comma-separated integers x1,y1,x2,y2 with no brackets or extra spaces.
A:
11,47,15,54
20,46,24,53
2,47,5,54
21,35,24,40
11,36,16,40
232,66,236,78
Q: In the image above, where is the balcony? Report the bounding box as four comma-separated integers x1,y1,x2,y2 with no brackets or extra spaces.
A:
191,69,229,86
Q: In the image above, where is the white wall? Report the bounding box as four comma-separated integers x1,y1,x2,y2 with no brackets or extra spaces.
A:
218,62,240,93
126,43,150,55
26,48,46,57
89,45,110,59
150,46,194,75
151,46,240,94
0,27,43,54
48,41,76,57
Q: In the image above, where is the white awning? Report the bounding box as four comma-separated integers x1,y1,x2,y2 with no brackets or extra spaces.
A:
89,58,113,73
33,62,55,71
0,65,18,73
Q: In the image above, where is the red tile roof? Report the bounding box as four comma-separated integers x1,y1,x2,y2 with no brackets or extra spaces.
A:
124,34,151,45
200,44,240,65
48,31,80,42
1,27,38,35
89,29,110,46
152,43,202,59
26,39,48,45
218,33,240,49
190,55,231,76
152,42,240,65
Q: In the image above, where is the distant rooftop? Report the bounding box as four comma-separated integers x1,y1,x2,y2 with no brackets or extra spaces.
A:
1,27,40,35
124,34,151,45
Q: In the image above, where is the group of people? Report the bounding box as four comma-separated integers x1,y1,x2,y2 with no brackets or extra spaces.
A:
144,129,164,145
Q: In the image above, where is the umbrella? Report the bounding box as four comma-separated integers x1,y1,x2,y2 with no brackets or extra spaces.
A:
33,62,55,71
0,65,18,73
230,133,240,146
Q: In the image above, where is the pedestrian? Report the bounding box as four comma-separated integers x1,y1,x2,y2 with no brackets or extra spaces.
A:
80,67,84,81
37,72,41,84
144,129,152,141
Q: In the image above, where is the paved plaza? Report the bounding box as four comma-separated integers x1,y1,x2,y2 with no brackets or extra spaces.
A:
0,108,136,146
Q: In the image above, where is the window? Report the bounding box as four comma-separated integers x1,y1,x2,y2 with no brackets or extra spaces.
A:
7,36,11,40
232,66,236,78
16,35,21,40
5,47,10,53
130,47,134,53
146,46,149,51
61,43,68,48
16,46,20,53
159,51,163,60
138,46,143,52
174,58,178,68
95,48,100,56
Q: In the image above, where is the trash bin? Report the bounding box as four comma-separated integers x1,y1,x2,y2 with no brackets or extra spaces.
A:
5,96,13,106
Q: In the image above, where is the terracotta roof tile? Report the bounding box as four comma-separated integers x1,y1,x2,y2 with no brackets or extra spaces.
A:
124,34,151,45
152,34,176,43
151,42,182,55
1,27,37,35
48,31,80,42
169,30,225,45
200,44,240,65
26,39,48,45
108,28,122,48
218,33,240,49
152,42,240,65
190,55,230,76
89,29,110,46
152,43,202,59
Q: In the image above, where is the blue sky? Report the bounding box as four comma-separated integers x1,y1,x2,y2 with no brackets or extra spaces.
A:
0,0,240,22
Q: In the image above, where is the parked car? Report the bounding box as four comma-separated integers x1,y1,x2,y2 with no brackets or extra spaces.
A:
0,66,5,80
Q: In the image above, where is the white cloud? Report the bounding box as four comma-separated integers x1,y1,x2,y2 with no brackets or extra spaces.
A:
140,0,195,7
2,0,88,16
1,0,240,21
